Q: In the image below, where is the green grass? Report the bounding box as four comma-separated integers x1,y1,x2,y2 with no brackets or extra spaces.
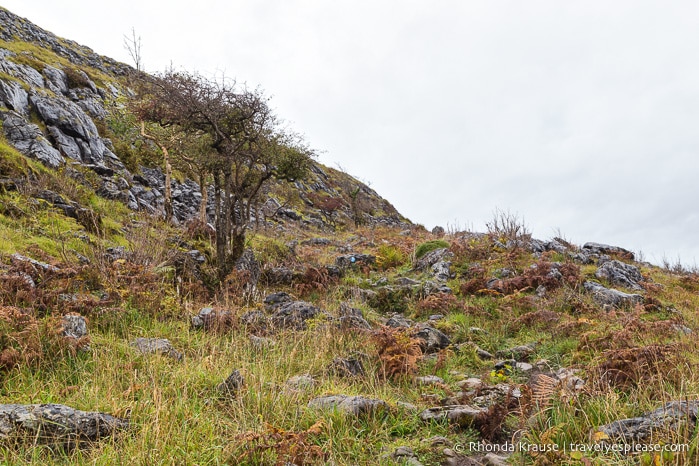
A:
2,138,699,465
414,239,450,260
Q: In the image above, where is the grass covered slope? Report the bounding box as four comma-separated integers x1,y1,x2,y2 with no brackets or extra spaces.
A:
1,6,699,466
2,148,699,465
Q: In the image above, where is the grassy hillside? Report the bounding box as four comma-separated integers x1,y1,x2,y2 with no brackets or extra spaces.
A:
2,148,699,464
1,6,699,466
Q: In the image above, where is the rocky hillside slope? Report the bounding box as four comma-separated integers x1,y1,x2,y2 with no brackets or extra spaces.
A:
0,7,406,230
1,7,699,466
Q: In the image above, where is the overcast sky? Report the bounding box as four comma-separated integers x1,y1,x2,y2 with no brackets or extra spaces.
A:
3,1,699,265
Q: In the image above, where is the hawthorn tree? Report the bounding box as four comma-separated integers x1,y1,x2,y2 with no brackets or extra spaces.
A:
140,70,314,279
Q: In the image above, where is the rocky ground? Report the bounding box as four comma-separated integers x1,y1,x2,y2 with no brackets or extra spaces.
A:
1,5,699,465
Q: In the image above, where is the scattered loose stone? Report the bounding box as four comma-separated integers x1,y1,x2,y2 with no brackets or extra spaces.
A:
374,277,389,286
419,405,488,427
233,248,260,287
422,280,453,296
0,403,128,442
457,378,484,390
61,314,88,340
582,242,634,261
336,305,372,330
307,395,388,417
285,374,316,391
262,267,295,285
302,237,331,246
556,368,585,392
471,384,522,408
496,343,536,361
595,259,644,290
335,254,376,269
130,338,183,361
386,314,412,328
269,301,323,331
10,253,59,272
396,277,421,286
431,261,452,283
387,446,423,466
190,307,232,331
421,436,452,447
483,452,510,466
329,357,365,377
494,360,517,374
415,375,445,386
415,248,453,271
477,348,495,360
240,310,269,333
515,362,533,373
263,292,294,310
249,335,275,350
584,281,643,307
413,324,451,353
395,401,419,411
218,369,245,397
596,401,699,443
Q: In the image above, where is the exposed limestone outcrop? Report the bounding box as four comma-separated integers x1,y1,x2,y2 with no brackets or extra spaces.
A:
0,403,128,442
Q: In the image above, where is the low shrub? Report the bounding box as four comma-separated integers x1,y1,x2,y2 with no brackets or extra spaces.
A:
415,240,450,260
376,244,407,270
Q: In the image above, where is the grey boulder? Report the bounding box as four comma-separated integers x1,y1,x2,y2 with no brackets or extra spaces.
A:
307,395,388,417
0,403,128,442
130,338,183,361
596,401,699,443
584,281,643,307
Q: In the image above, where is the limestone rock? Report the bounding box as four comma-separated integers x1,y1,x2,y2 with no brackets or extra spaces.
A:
413,324,451,353
415,248,454,272
385,313,412,328
431,261,452,283
130,338,183,361
0,403,128,442
583,242,635,261
218,369,244,397
190,307,232,331
0,79,29,115
336,254,376,269
285,374,316,391
596,401,699,443
307,395,388,417
2,111,63,167
329,357,365,377
496,343,537,361
234,248,260,287
269,301,322,330
415,375,444,386
263,292,294,310
249,335,275,350
10,253,59,272
240,310,269,333
419,405,488,427
336,305,372,330
61,315,88,340
584,281,643,307
595,259,644,290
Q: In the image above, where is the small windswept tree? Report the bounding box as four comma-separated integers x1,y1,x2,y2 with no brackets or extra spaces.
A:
140,70,314,279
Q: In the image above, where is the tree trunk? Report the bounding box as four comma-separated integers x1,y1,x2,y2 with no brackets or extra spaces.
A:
198,170,208,224
140,121,173,222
